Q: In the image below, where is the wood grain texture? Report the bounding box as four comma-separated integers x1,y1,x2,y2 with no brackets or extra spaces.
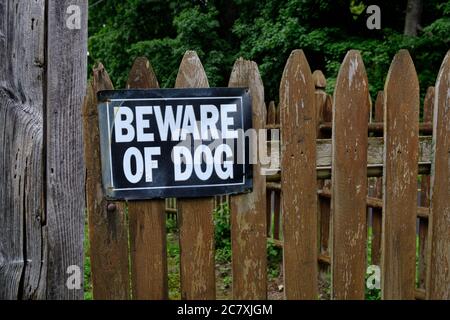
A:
83,65,130,299
314,70,330,285
272,103,281,241
175,51,216,300
381,50,419,300
427,51,450,299
229,58,267,300
371,91,384,266
418,86,434,290
279,50,318,299
126,57,168,300
419,87,434,205
267,101,277,125
0,0,46,299
45,0,87,299
267,136,431,179
331,51,369,299
127,57,160,89
312,70,327,89
266,102,276,236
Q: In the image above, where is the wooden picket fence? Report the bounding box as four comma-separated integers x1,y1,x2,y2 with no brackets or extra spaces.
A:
83,49,450,300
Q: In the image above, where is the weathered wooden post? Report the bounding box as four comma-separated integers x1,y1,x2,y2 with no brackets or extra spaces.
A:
427,50,450,299
381,50,419,300
0,0,87,299
176,51,216,300
229,58,268,300
331,50,369,299
280,50,318,299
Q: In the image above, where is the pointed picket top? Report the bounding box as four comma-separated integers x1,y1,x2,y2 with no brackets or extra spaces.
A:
333,50,368,99
93,62,114,93
423,86,435,122
384,49,419,102
323,94,333,122
125,56,167,300
374,91,384,122
82,81,96,118
174,50,215,300
84,62,130,300
279,49,315,128
267,101,277,125
331,50,369,300
312,70,327,89
229,57,266,128
427,50,450,299
228,57,267,299
127,57,159,89
175,51,209,88
279,49,318,300
382,49,420,300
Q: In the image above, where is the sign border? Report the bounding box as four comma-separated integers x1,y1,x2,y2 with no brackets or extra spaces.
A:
97,88,253,200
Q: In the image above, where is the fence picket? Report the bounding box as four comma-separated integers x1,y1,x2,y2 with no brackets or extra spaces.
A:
229,58,267,299
273,103,282,242
83,64,130,299
126,57,168,299
381,50,420,299
427,51,450,299
0,0,47,299
371,91,384,266
314,70,331,285
280,50,318,299
313,70,327,133
331,51,369,299
417,86,434,291
267,101,276,236
175,51,216,300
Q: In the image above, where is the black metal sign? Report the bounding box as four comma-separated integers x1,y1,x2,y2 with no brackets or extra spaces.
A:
97,88,252,200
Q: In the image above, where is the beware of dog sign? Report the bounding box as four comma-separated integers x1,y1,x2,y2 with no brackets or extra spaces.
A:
97,88,252,200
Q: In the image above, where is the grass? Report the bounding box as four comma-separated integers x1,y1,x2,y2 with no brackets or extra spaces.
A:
167,231,181,300
83,206,423,300
84,217,93,300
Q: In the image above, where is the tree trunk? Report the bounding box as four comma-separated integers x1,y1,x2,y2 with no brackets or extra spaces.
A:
404,0,422,36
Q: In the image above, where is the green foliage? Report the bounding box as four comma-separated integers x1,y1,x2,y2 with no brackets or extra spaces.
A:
166,215,178,234
365,277,382,300
166,232,181,299
83,217,93,300
89,0,449,103
213,203,231,249
267,239,282,279
213,202,232,263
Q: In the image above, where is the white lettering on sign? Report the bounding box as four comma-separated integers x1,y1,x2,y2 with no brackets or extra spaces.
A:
123,147,144,183
194,145,214,181
114,104,238,143
144,147,160,182
110,101,243,186
122,147,161,183
220,104,238,139
114,107,135,142
200,104,220,139
135,106,154,142
214,144,233,179
173,146,193,181
154,105,183,141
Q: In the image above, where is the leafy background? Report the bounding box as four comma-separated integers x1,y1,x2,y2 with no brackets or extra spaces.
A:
88,0,449,103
